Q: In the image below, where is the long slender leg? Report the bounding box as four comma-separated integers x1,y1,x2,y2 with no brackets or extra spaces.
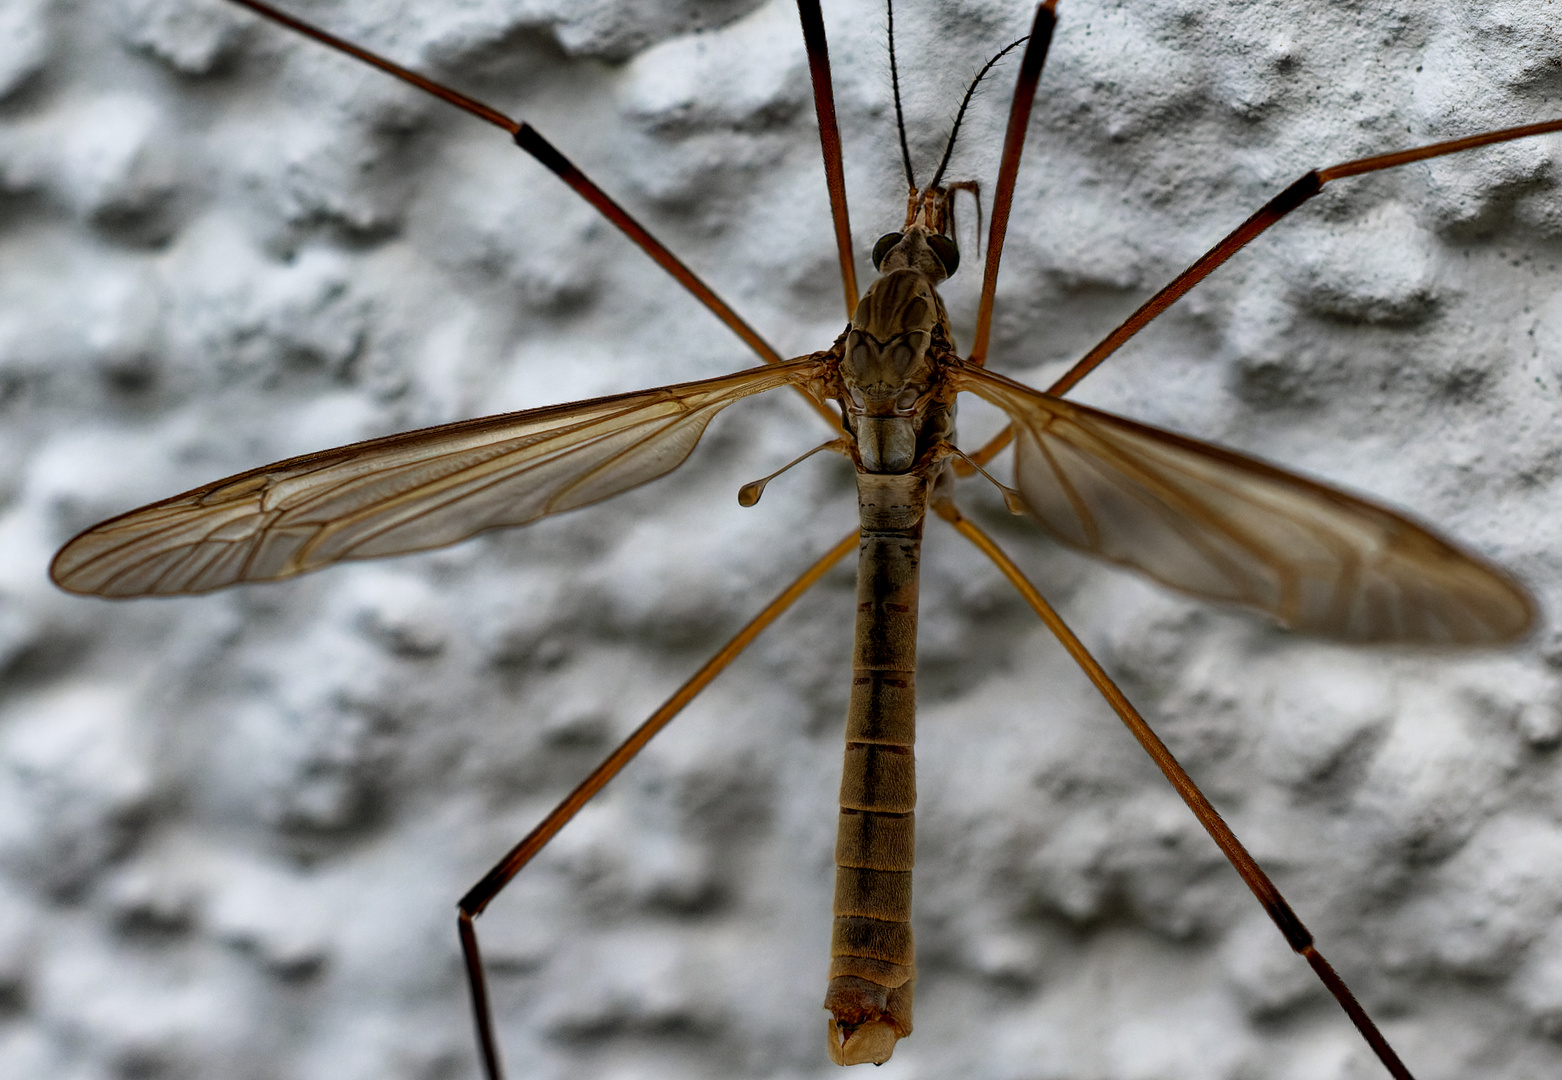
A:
935,500,1416,1080
222,0,844,429
795,0,859,318
1050,119,1562,397
968,117,1562,466
968,0,1059,367
458,529,858,1080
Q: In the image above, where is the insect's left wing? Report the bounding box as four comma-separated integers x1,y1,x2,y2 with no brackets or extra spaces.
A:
955,364,1535,644
53,360,823,597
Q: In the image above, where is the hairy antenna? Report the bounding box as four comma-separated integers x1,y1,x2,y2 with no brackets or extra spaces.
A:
929,35,1029,191
887,0,916,191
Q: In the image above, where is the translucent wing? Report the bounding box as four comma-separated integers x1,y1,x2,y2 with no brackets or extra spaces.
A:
956,364,1534,644
54,360,821,597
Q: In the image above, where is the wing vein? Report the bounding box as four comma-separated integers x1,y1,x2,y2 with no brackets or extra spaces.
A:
53,361,819,597
954,362,1534,644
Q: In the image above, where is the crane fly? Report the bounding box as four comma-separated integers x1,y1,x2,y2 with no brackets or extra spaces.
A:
45,0,1559,1077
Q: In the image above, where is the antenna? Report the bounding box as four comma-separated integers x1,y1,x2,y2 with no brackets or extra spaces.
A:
887,0,916,191
929,35,1029,190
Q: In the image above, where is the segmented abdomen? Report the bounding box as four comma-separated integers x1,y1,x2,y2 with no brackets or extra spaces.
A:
825,471,926,1066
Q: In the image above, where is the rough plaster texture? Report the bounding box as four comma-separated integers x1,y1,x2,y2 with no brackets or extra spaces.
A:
2,0,1562,1078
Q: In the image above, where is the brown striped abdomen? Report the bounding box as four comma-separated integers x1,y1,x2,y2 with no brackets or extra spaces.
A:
825,472,926,1065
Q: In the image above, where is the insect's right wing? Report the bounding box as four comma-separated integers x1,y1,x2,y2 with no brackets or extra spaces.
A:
53,359,824,597
956,364,1535,644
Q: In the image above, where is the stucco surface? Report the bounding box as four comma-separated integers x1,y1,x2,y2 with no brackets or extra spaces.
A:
2,1,1561,1078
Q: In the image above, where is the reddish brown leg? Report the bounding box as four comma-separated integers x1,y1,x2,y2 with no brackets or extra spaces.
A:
796,0,859,318
969,116,1562,465
221,0,845,427
457,530,858,1080
937,500,1417,1080
968,0,1059,367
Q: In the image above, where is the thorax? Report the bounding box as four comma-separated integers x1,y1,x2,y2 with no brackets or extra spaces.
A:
835,265,958,476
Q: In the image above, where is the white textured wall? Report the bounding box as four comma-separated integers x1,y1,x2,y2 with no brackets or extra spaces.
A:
2,1,1561,1078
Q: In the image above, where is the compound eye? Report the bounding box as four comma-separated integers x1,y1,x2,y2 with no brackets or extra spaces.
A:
872,232,904,269
927,234,960,276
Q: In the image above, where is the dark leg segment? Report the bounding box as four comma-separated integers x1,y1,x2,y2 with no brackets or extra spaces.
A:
968,1,1059,367
967,116,1562,465
221,0,849,428
796,0,859,317
936,500,1416,1080
457,530,858,1080
1048,117,1562,397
